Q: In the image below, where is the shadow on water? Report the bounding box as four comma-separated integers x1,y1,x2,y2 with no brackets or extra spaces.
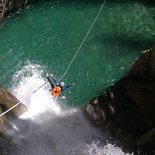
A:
29,0,155,6
108,0,155,7
29,0,103,5
27,0,155,48
96,34,153,52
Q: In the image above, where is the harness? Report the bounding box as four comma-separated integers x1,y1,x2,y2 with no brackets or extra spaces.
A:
51,86,62,96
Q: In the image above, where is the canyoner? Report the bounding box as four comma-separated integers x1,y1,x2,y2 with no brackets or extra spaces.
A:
32,0,107,97
46,73,74,97
0,0,107,119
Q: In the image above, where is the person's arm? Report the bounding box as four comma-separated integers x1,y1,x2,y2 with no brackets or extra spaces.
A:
62,83,75,91
52,77,59,86
50,74,59,86
47,75,55,89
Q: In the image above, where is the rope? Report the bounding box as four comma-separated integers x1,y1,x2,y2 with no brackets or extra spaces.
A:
32,81,48,94
59,0,107,81
1,2,107,118
32,0,107,93
0,102,21,118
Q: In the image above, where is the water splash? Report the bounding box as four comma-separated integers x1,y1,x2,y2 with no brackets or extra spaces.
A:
9,63,133,155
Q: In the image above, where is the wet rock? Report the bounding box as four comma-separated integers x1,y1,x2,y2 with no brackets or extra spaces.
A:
135,127,155,146
0,86,26,117
0,85,26,134
83,87,115,126
83,45,155,148
0,85,26,154
84,98,106,126
0,0,28,22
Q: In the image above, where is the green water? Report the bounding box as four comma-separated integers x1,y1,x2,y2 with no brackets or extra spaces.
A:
0,0,155,106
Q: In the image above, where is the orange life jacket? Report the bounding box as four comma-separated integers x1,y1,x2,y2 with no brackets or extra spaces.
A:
51,86,62,96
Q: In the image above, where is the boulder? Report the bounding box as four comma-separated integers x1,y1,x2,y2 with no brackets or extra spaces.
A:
83,45,155,148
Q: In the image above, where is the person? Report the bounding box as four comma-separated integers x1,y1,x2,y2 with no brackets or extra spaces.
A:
46,73,74,97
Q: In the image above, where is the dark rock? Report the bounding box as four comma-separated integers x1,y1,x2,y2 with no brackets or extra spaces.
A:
83,45,155,150
0,0,28,22
0,85,26,154
135,127,155,146
0,85,27,135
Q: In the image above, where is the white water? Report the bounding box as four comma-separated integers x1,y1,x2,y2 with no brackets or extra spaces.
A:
9,64,133,155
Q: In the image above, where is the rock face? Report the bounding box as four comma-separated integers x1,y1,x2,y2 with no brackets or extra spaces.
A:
0,85,26,134
0,0,28,22
83,45,155,148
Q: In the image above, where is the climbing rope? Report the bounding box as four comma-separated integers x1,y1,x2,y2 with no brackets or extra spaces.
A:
32,81,48,94
59,0,107,81
0,88,21,118
0,102,21,118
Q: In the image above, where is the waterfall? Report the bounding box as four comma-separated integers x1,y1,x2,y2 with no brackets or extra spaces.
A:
7,64,132,155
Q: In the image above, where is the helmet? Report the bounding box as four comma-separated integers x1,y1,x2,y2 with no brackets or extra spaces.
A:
60,82,64,87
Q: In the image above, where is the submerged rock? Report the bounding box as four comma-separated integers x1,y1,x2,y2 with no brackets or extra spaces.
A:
83,45,155,149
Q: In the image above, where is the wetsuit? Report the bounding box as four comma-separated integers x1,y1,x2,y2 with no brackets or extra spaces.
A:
47,76,72,92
